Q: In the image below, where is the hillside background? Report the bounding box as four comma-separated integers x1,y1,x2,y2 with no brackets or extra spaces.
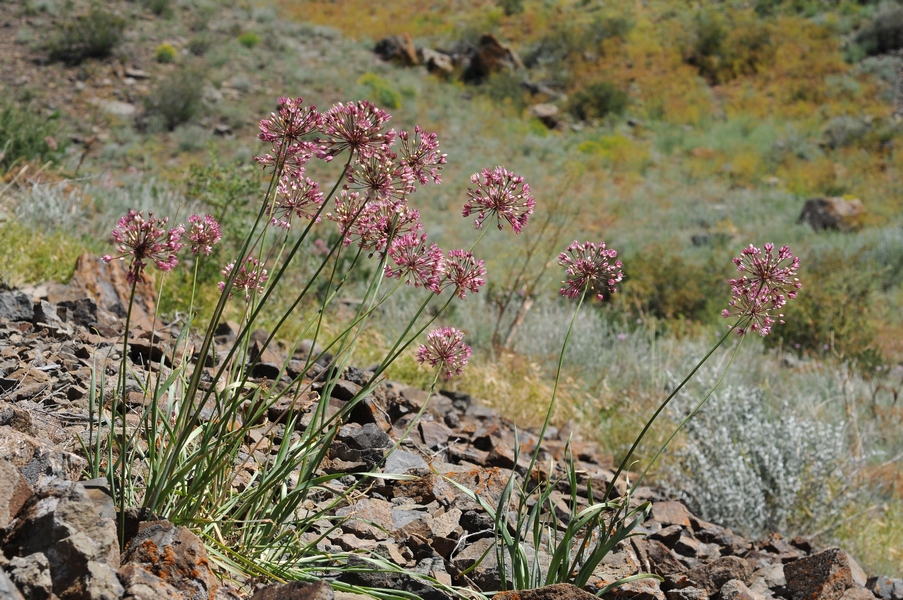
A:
1,0,903,575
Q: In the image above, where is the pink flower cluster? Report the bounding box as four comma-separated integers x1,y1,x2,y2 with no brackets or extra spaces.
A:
463,167,535,234
186,214,222,256
558,241,623,301
102,210,185,284
416,326,472,379
723,243,801,336
218,257,268,301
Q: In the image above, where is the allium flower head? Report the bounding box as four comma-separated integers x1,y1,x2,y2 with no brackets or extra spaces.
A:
346,150,415,201
385,233,444,293
723,243,801,336
329,196,422,255
463,167,535,234
269,170,324,228
186,214,222,256
102,210,184,284
218,257,268,301
441,249,487,299
416,326,472,379
316,101,395,162
398,126,446,185
256,96,321,169
558,240,623,301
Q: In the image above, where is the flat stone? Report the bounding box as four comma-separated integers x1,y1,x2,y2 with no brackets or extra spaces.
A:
653,501,694,528
0,457,33,528
604,579,667,600
0,291,34,322
382,449,428,474
336,498,394,540
721,579,762,600
250,580,335,600
868,577,903,600
666,587,709,600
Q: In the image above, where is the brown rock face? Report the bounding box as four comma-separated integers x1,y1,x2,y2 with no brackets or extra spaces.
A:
0,458,33,528
686,557,753,595
464,34,524,82
798,197,863,232
122,520,219,600
374,35,418,66
785,548,867,600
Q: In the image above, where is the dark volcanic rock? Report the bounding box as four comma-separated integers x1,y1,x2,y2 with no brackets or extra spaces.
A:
784,548,868,600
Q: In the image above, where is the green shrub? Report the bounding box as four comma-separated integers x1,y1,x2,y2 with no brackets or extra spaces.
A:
154,43,177,63
237,31,260,48
852,7,903,57
44,5,125,65
143,0,170,16
566,80,628,121
187,34,212,56
0,99,64,172
618,249,729,323
358,73,402,109
481,70,528,112
144,64,205,131
766,249,880,363
685,10,773,84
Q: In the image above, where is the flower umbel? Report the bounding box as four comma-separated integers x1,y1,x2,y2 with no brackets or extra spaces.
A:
102,210,184,284
218,257,268,301
441,249,487,299
316,101,395,161
255,96,321,169
463,166,535,233
385,233,444,293
723,243,801,336
186,214,222,256
558,240,623,301
398,126,446,185
269,170,324,228
416,327,472,379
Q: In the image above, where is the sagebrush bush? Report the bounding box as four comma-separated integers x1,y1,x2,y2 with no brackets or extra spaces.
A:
144,64,205,130
0,99,63,172
44,5,126,64
685,10,773,84
665,381,854,538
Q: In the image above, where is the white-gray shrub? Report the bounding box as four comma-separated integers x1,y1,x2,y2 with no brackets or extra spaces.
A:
665,381,852,538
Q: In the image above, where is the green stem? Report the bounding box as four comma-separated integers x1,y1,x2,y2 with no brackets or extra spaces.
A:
116,279,138,550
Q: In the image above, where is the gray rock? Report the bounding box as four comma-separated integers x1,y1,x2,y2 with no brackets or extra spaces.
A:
3,481,120,568
7,554,53,600
494,583,600,600
250,579,334,600
338,423,392,450
451,536,503,591
0,566,26,600
667,587,709,600
382,449,428,474
0,292,33,322
338,555,449,600
721,579,762,600
868,577,903,600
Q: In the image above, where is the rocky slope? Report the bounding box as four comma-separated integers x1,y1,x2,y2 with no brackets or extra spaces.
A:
0,255,901,600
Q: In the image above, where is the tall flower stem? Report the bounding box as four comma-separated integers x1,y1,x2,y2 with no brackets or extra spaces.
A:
115,279,137,550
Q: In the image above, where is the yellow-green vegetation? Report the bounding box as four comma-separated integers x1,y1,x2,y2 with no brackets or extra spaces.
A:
237,31,260,49
154,42,178,63
0,222,90,286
